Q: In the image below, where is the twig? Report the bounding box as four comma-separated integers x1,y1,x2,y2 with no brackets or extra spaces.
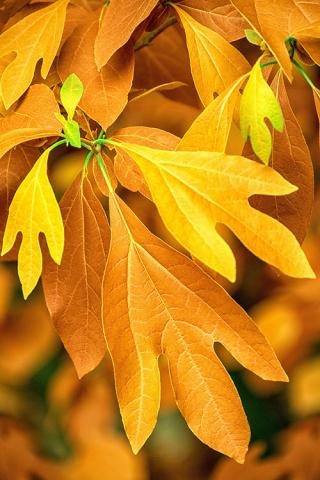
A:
134,15,177,51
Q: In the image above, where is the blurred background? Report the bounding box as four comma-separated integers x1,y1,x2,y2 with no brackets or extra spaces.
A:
1,32,320,480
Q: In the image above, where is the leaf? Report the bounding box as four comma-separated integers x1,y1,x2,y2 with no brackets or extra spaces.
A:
111,126,179,199
0,84,61,159
60,73,84,120
103,192,287,461
178,75,246,152
134,23,199,106
129,81,187,104
1,147,64,299
111,141,314,282
231,0,320,80
42,174,109,378
245,74,314,243
58,10,134,129
0,0,69,108
63,119,82,148
176,0,248,41
240,58,284,164
245,28,263,45
173,4,250,106
94,0,159,69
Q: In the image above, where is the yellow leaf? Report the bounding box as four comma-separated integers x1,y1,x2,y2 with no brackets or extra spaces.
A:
1,148,64,299
111,141,315,282
103,192,287,462
0,0,69,108
240,58,284,164
178,75,247,152
173,4,250,106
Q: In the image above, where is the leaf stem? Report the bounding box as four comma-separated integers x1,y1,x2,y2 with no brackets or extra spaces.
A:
81,141,92,151
292,58,320,98
84,150,94,169
49,139,68,151
97,152,113,192
134,15,177,51
260,60,278,69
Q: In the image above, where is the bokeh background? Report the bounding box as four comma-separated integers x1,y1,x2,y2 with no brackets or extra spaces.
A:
1,29,320,480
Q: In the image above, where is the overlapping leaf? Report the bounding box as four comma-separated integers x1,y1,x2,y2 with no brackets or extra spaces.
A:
176,0,248,41
103,192,287,462
112,141,314,282
173,5,250,105
0,84,61,159
231,0,320,79
111,126,179,198
240,58,284,164
0,0,69,108
0,146,38,260
94,0,159,69
58,10,134,129
42,174,109,378
245,74,314,243
178,75,246,152
1,148,64,299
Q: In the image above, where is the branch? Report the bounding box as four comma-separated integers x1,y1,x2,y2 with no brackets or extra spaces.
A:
134,15,177,51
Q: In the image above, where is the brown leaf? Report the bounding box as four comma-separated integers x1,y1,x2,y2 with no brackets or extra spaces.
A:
42,174,109,378
246,74,314,243
58,10,134,129
111,126,179,198
94,0,159,69
0,84,61,159
102,193,287,461
176,0,248,41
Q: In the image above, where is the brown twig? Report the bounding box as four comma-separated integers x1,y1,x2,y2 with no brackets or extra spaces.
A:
134,15,177,51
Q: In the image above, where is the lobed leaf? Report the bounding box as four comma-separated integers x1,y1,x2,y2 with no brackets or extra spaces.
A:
1,148,64,299
103,192,288,462
0,0,69,108
113,141,315,282
240,58,284,164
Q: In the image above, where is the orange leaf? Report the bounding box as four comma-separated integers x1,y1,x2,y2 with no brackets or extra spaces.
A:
42,174,109,378
111,126,179,199
58,10,134,129
245,74,314,243
177,0,248,41
0,0,69,108
94,0,159,69
0,84,61,159
102,193,287,461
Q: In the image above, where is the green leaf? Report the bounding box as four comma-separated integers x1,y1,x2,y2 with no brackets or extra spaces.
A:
63,119,81,148
60,73,83,120
245,29,263,46
240,58,284,164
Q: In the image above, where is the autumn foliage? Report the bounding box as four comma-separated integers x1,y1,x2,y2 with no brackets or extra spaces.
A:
0,0,320,478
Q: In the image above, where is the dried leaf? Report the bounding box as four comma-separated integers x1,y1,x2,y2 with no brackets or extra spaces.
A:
0,84,61,159
2,147,64,299
0,0,69,108
173,5,250,106
58,11,134,129
94,0,159,69
113,142,314,281
103,192,287,461
42,174,109,378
